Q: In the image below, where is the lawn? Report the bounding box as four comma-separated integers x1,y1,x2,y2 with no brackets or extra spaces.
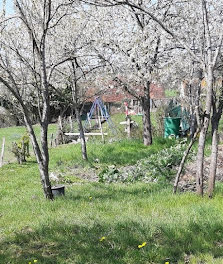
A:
0,118,223,263
1,159,223,263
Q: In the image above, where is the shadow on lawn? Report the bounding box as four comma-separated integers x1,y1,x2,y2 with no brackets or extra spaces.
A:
1,208,223,263
64,183,168,203
1,221,223,264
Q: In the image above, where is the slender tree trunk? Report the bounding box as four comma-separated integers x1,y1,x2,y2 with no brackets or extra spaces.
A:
173,128,200,193
39,50,54,199
196,68,213,196
23,111,53,200
208,85,223,198
75,106,88,160
208,123,218,198
141,81,152,146
39,160,53,199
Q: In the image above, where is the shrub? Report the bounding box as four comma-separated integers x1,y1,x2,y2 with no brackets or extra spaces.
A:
99,140,192,183
11,134,30,164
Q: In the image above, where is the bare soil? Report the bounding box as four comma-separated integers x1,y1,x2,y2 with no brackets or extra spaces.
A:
178,145,223,192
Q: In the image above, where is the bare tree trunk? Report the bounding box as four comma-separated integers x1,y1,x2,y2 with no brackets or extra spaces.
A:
208,124,218,198
196,68,213,196
39,160,53,200
141,81,152,146
23,112,53,200
208,85,223,198
69,116,73,132
75,106,88,160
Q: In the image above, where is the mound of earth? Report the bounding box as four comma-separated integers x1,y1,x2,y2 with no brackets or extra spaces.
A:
178,145,223,192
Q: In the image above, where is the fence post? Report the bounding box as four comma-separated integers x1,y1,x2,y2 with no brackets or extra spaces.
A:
0,137,5,167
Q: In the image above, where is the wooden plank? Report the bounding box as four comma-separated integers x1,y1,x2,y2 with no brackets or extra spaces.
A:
65,133,108,136
120,121,134,125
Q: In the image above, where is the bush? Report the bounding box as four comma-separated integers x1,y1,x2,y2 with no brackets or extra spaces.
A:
11,134,30,164
99,140,192,183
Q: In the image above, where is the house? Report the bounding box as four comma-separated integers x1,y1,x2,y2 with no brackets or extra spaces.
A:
83,82,165,116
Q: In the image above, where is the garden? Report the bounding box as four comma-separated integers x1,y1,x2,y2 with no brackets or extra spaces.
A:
1,114,223,264
1,0,223,263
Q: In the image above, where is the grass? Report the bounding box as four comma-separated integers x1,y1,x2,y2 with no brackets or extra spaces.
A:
164,89,179,98
1,159,223,263
1,116,223,263
49,137,176,171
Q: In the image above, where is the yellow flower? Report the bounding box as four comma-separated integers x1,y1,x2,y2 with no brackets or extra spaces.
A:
165,262,170,264
99,236,106,242
138,242,147,248
28,262,32,264
34,260,38,263
89,196,92,200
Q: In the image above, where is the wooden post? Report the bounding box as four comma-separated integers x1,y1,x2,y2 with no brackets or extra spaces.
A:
58,115,63,131
97,106,104,143
69,116,73,132
0,137,5,168
50,133,54,148
126,115,131,138
87,113,92,128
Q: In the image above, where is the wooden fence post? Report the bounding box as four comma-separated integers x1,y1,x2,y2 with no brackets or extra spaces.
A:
0,137,5,167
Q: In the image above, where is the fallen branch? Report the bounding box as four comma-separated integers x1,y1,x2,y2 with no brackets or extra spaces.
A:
173,129,200,194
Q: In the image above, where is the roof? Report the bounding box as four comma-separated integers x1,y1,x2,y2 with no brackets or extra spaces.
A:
85,82,165,103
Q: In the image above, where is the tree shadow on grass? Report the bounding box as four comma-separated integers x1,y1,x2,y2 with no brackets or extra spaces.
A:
63,183,168,203
1,215,223,264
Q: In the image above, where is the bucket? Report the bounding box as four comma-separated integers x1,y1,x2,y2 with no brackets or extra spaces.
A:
164,117,181,138
52,185,65,196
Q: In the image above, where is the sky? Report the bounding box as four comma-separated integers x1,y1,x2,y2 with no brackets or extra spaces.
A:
1,0,14,14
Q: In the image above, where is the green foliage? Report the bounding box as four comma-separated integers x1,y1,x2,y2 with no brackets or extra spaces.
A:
11,134,30,164
99,140,191,183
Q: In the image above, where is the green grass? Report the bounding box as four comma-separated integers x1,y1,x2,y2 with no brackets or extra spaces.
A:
1,159,223,263
1,117,223,263
164,89,179,98
49,137,176,171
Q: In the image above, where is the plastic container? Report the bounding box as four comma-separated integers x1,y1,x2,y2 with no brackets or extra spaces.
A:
52,185,65,196
164,117,181,138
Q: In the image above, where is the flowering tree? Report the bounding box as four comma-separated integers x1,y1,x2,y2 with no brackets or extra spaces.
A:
0,0,78,199
86,3,174,145
49,7,109,160
90,0,223,196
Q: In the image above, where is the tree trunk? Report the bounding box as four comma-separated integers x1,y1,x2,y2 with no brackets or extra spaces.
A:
141,81,152,146
23,112,53,200
39,160,54,200
208,85,223,198
75,106,88,160
208,123,218,198
196,68,213,196
173,128,200,193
